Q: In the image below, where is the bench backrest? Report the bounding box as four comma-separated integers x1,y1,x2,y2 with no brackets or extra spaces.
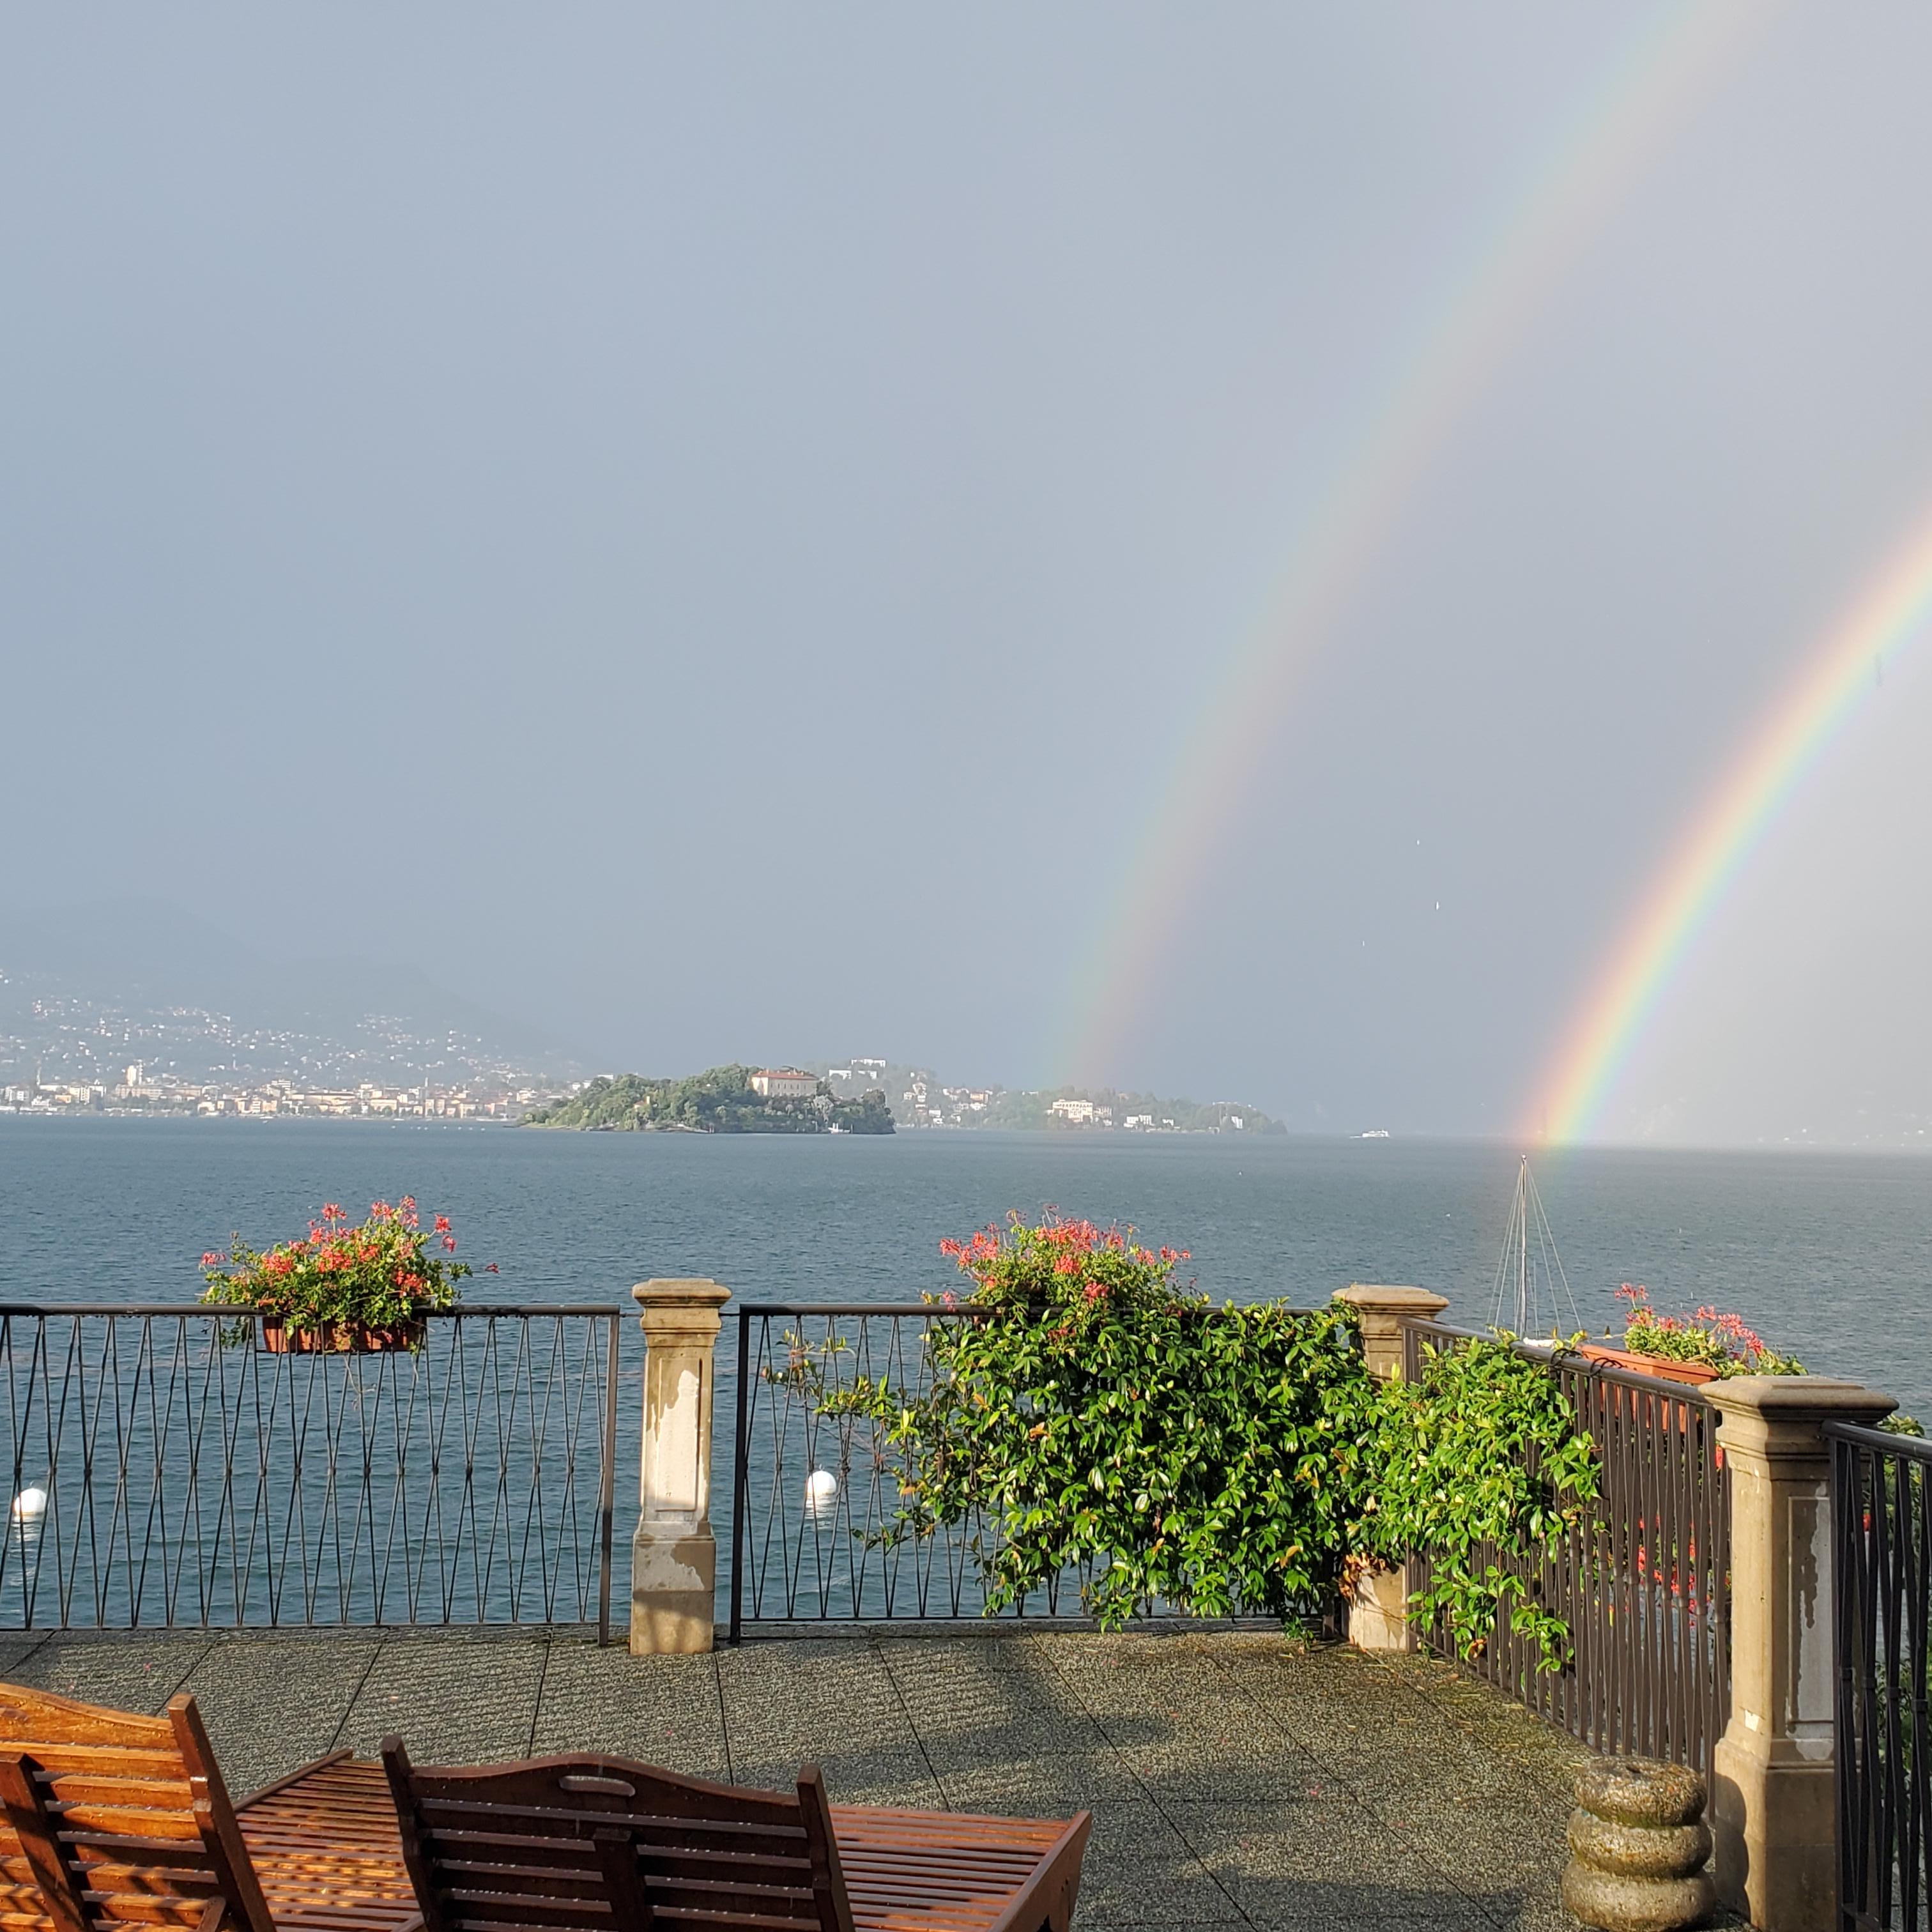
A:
0,1682,271,1932
381,1740,855,1932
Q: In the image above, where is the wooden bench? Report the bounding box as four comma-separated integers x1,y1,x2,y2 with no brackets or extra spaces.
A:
380,1740,1092,1932
0,1681,417,1932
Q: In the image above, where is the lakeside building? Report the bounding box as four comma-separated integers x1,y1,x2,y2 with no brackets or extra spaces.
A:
1,1075,551,1120
748,1068,818,1099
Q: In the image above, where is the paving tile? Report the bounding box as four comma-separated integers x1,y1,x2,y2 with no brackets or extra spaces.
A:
935,1754,1140,1817
335,1630,551,1763
6,1631,217,1712
723,1749,945,1805
0,1635,50,1676
0,1618,1593,1932
1071,1871,1234,1925
1069,1816,1236,1928
877,1641,1117,1773
719,1640,914,1735
174,1632,385,1793
1165,1796,1478,1919
528,1638,730,1779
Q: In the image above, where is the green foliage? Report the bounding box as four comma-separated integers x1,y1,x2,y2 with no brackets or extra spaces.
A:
818,1213,1602,1664
200,1197,471,1338
1354,1335,1598,1671
523,1066,893,1134
822,1215,1374,1624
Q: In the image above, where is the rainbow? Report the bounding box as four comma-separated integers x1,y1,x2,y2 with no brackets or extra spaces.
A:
1054,0,1760,1085
1533,498,1932,1144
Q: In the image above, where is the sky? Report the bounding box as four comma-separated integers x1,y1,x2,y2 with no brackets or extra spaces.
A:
5,5,1932,1146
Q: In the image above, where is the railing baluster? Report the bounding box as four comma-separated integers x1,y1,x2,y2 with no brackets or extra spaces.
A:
0,1307,622,1633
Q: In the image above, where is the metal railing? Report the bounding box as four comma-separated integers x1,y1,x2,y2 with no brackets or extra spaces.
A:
723,1301,1331,1638
727,1305,1064,1635
1400,1317,1732,1779
0,1306,624,1637
1829,1419,1932,1932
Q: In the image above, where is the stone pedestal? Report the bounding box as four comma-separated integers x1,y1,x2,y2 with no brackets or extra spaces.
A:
1332,1283,1448,1653
1705,1376,1895,1932
1561,1757,1713,1932
630,1278,731,1655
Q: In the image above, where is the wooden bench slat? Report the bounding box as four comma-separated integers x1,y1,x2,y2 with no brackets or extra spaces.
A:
0,1682,415,1932
385,1747,1090,1932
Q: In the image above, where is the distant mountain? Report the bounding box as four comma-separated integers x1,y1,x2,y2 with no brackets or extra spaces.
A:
0,897,578,1087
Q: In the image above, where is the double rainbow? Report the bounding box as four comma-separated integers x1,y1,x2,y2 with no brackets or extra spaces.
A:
1531,499,1932,1143
1055,1,1761,1084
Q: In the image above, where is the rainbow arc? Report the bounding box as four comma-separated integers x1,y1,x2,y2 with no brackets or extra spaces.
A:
1056,1,1762,1084
1530,498,1932,1144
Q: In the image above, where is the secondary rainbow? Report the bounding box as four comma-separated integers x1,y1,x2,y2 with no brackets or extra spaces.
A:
1054,0,1760,1085
1533,498,1932,1144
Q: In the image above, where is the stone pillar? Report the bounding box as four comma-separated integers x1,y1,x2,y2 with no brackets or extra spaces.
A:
1705,1376,1895,1932
1332,1283,1449,1652
630,1278,732,1655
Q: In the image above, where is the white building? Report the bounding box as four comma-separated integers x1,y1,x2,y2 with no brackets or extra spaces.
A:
1050,1098,1095,1124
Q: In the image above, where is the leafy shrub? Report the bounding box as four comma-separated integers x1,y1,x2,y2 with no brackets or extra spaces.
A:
820,1213,1377,1625
1353,1333,1598,1670
820,1212,1603,1664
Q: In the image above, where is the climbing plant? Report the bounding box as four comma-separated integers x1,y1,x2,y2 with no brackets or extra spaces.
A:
820,1211,1599,1663
819,1213,1376,1625
1352,1333,1598,1671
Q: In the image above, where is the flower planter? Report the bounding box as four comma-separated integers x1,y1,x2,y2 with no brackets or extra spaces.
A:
1577,1343,1722,1452
1577,1344,1721,1389
258,1317,426,1354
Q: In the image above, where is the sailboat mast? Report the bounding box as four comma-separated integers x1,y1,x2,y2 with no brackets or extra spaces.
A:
1517,1158,1528,1330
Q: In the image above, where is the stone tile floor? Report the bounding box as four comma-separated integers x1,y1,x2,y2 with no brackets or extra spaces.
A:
0,1627,1591,1932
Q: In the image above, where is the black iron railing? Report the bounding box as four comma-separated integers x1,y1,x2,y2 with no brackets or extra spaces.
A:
1400,1317,1731,1779
0,1306,624,1637
1829,1419,1932,1932
723,1301,1333,1638
726,1304,1070,1635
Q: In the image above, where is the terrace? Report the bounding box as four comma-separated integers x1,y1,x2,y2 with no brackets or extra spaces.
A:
0,1277,1918,1932
0,1623,1590,1932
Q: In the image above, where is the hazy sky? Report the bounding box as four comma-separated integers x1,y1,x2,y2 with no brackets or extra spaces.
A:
7,5,1932,1144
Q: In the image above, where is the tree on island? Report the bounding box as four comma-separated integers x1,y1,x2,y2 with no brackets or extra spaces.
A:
523,1066,893,1134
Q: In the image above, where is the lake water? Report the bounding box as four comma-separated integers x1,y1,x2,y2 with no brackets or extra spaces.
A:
4,1115,1929,1414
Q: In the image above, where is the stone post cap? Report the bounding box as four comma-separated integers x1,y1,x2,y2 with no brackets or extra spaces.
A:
631,1278,732,1338
1333,1284,1450,1318
1704,1374,1895,1429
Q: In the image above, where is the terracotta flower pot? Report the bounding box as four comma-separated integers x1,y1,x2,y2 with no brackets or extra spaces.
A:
1576,1343,1722,1388
258,1317,426,1354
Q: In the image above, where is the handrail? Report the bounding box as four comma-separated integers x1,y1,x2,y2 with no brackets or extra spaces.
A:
0,1303,625,1317
734,1300,1319,1318
1397,1311,1722,1409
1823,1416,1932,1461
1394,1304,1731,1779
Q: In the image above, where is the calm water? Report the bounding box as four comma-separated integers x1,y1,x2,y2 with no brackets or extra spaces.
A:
3,1116,1929,1414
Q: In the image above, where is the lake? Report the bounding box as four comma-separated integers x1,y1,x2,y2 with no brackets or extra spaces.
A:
3,1115,1928,1414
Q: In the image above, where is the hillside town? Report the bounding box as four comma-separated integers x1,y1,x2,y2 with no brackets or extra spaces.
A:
1,1064,556,1119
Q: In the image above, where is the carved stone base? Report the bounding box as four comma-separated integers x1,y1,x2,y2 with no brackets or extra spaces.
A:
1562,1759,1713,1932
630,1526,716,1655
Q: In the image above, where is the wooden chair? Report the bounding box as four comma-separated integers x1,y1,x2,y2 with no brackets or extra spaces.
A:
380,1740,1092,1932
0,1680,417,1932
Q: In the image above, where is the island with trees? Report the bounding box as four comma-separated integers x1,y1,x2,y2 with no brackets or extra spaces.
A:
522,1065,894,1134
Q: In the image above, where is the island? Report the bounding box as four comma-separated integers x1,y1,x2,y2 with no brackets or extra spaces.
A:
522,1065,894,1134
809,1061,1285,1133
